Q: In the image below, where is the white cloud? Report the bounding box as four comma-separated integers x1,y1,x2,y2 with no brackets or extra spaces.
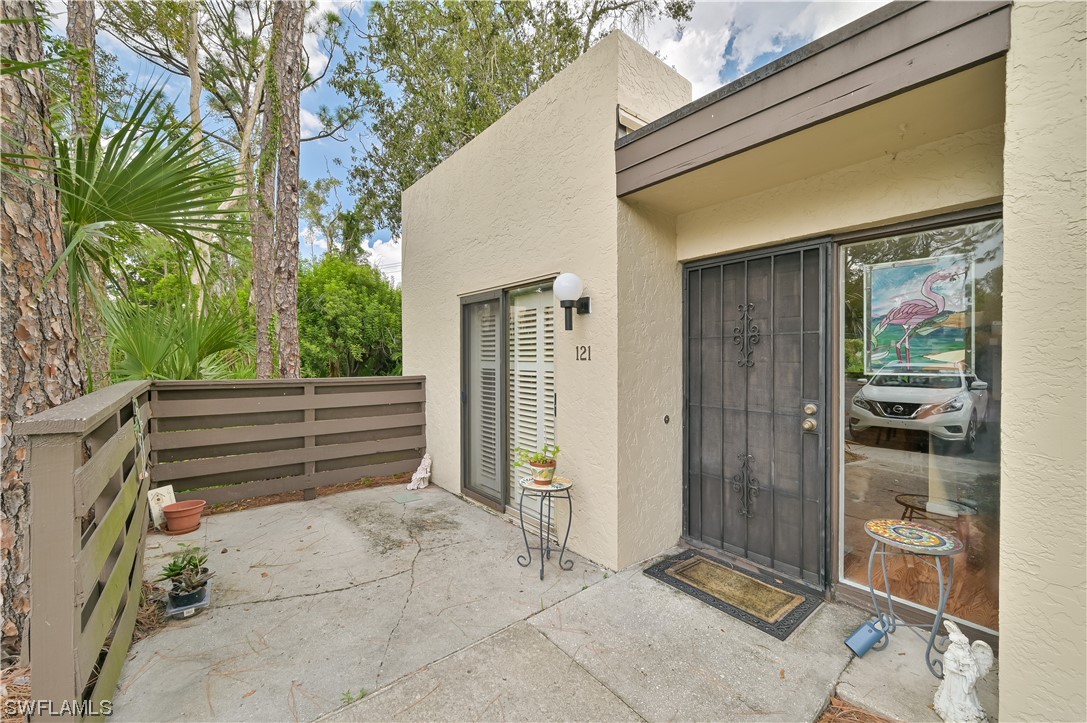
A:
644,2,739,99
369,238,402,287
300,107,324,138
645,1,889,99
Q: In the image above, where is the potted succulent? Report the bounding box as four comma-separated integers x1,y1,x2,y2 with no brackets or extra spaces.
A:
158,544,214,608
515,444,560,484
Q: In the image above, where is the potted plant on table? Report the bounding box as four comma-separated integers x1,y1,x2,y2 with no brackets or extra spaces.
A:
158,544,214,608
515,444,560,484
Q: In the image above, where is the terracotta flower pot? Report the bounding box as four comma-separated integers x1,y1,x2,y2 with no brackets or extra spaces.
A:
163,500,206,535
529,460,557,484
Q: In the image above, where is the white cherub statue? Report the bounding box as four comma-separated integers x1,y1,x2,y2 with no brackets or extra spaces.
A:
934,620,995,723
407,452,432,490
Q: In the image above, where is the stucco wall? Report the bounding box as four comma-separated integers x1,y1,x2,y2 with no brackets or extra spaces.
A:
1000,2,1087,720
613,35,691,568
616,203,685,567
675,123,1005,262
402,33,688,569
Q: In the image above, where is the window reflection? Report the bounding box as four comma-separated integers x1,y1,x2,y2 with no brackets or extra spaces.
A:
841,219,1002,630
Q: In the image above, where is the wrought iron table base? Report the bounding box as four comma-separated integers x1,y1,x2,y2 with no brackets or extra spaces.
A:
866,539,954,678
517,487,573,580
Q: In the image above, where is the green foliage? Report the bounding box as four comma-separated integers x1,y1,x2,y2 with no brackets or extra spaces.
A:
340,689,366,705
333,0,693,235
157,543,213,594
48,88,243,306
844,338,864,377
298,255,402,377
101,299,254,381
515,444,560,466
300,176,370,261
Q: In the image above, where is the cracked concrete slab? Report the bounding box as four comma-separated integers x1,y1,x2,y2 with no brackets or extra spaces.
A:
528,557,869,722
318,623,642,722
113,485,606,722
836,624,999,723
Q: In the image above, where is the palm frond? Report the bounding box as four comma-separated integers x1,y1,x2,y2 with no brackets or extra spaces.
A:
48,88,245,296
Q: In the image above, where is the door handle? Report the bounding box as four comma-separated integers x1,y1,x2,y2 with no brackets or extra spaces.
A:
802,418,818,432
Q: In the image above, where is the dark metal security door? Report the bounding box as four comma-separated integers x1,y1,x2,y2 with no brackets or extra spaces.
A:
685,243,828,587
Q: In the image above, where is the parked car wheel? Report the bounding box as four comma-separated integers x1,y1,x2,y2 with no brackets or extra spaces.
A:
960,413,978,455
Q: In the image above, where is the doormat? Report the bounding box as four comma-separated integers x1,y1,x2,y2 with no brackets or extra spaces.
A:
643,549,822,640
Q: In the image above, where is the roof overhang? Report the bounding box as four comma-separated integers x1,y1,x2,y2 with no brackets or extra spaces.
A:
615,0,1011,207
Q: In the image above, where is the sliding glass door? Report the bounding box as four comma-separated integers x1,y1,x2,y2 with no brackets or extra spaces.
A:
462,295,504,503
461,284,556,510
507,285,557,508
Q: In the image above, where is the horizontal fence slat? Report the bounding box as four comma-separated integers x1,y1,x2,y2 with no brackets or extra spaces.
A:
150,412,426,451
76,463,144,605
77,492,145,684
175,457,422,505
151,375,425,390
86,538,143,716
75,418,136,517
153,435,426,482
151,387,424,418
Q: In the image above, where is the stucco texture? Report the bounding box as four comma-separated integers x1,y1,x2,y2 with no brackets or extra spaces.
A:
401,33,689,569
675,123,1005,262
1000,2,1087,720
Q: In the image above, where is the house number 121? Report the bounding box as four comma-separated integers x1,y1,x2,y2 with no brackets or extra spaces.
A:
575,345,591,361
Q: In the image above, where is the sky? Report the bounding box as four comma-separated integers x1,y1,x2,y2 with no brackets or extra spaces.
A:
58,0,888,286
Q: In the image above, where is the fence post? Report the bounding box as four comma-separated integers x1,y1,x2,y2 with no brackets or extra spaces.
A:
303,382,316,500
27,432,84,707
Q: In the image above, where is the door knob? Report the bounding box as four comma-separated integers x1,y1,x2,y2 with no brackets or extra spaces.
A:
803,403,818,415
802,418,818,432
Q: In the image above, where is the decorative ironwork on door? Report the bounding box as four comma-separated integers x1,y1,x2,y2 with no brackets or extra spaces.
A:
732,302,760,367
731,453,760,517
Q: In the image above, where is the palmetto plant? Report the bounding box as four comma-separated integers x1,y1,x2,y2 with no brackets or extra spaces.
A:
101,300,254,381
47,88,243,306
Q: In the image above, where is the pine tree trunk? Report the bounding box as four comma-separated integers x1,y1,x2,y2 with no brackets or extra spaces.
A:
273,0,304,379
253,40,278,378
67,0,112,390
185,0,212,311
1,1,88,660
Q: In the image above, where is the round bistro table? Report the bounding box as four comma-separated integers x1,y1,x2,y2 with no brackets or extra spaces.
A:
864,519,964,678
516,476,573,580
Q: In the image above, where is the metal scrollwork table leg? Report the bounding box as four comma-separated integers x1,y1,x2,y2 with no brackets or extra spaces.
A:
866,538,955,678
516,487,573,580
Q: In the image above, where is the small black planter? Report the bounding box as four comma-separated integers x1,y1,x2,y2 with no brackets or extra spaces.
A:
168,584,208,608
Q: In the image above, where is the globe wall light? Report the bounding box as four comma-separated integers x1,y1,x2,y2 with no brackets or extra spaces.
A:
554,272,591,331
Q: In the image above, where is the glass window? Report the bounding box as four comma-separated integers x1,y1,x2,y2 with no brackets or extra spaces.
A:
840,219,1002,631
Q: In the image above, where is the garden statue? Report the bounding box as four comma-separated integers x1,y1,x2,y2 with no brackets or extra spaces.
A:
934,620,995,723
408,452,432,490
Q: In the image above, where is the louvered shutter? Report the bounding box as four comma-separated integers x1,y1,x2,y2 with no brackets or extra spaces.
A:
508,288,557,534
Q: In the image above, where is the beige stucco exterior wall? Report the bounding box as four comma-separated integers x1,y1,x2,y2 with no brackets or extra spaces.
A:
614,37,691,568
1000,2,1087,720
402,33,688,569
675,123,1005,262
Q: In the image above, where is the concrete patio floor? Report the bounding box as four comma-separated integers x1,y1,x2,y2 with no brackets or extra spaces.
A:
113,484,998,722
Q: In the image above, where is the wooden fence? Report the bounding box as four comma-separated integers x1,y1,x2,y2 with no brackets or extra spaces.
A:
148,377,426,504
17,380,152,713
18,376,426,712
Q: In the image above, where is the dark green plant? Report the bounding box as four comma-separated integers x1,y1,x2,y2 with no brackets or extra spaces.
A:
101,300,254,380
298,255,402,377
157,544,213,594
515,444,560,466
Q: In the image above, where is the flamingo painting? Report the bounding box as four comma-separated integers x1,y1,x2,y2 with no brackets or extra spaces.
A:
871,266,965,365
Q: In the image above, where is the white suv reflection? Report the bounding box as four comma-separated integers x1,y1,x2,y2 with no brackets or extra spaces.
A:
849,363,989,453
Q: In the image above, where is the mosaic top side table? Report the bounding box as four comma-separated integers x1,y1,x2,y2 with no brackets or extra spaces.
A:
516,476,573,580
864,518,964,678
